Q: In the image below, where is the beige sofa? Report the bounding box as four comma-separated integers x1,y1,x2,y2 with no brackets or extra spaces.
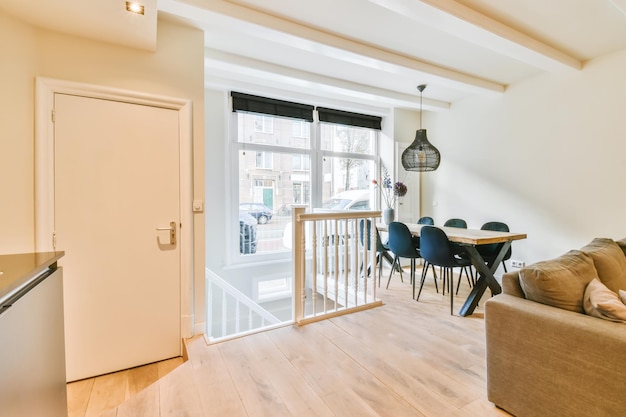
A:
485,238,626,417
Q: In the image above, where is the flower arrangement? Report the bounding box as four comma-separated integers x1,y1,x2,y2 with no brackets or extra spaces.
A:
372,167,408,208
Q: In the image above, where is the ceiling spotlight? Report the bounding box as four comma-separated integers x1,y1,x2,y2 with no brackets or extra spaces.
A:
125,2,145,15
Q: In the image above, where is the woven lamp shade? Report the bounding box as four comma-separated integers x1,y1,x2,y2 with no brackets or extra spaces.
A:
401,129,441,172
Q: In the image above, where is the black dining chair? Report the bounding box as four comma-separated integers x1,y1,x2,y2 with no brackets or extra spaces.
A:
386,222,425,292
478,221,512,273
417,226,473,315
359,219,396,286
415,216,436,279
443,218,466,228
443,218,474,293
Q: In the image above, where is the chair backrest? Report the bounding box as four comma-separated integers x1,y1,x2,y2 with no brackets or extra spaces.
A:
419,226,459,268
387,222,419,259
479,221,512,259
417,216,434,225
482,221,509,233
359,219,386,252
444,218,467,228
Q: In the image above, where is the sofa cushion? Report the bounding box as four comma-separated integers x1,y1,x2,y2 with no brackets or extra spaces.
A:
621,289,626,305
519,250,598,313
583,278,626,322
580,238,626,294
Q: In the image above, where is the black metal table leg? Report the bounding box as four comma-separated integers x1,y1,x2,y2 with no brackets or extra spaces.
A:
458,242,511,317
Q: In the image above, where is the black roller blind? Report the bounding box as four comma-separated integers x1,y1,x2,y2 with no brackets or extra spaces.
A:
317,107,382,130
231,91,314,122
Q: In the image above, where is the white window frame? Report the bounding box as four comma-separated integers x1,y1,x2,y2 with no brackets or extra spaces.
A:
228,109,379,265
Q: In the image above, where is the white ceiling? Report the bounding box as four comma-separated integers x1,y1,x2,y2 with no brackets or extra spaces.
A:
3,0,626,112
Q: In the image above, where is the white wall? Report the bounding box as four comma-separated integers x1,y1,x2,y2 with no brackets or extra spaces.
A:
393,108,422,222
0,12,39,253
424,47,626,265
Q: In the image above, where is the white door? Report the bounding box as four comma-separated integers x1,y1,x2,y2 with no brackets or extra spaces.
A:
54,93,181,381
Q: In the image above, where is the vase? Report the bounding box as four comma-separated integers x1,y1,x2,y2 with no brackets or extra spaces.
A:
382,207,395,225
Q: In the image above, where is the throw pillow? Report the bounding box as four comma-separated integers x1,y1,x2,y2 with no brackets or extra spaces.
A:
580,238,626,294
519,250,598,313
620,289,626,305
583,279,626,322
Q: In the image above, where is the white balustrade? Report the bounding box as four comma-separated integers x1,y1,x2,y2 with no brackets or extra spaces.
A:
206,268,282,342
292,206,383,325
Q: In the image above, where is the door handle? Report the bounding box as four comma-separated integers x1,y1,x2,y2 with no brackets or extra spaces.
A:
156,221,177,245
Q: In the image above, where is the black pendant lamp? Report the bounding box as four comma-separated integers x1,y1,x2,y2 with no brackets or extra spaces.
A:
401,84,441,172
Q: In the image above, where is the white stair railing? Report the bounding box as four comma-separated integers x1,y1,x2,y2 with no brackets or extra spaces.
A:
292,207,383,325
206,268,281,341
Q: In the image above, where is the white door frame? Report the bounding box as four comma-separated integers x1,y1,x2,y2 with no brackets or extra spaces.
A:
34,77,195,338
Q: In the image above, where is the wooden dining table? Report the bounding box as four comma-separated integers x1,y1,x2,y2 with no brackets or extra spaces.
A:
377,222,527,316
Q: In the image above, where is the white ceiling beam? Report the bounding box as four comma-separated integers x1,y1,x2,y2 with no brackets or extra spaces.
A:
204,49,451,111
369,0,582,71
160,0,505,94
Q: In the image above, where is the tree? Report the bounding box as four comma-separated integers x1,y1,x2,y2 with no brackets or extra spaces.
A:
336,126,371,191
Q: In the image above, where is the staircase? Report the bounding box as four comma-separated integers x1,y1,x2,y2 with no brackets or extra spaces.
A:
205,268,282,342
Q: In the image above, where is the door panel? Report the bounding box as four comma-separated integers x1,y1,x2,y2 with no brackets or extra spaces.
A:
54,94,181,381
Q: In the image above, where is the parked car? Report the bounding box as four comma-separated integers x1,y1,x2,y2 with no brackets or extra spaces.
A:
239,203,273,224
239,212,257,254
282,190,372,248
321,190,371,211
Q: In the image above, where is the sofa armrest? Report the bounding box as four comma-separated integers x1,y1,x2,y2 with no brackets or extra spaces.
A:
485,294,626,417
501,271,524,297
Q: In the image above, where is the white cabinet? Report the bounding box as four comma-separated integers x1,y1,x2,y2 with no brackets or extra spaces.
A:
0,258,67,417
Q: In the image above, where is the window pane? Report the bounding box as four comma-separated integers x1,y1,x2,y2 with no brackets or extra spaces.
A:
239,150,310,255
237,113,310,149
320,123,375,154
255,151,273,169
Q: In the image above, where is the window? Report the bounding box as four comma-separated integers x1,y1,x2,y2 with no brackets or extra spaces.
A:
293,182,309,205
320,124,377,203
235,115,312,256
257,277,292,302
230,92,380,261
292,120,310,138
292,154,310,171
254,115,273,133
255,151,273,169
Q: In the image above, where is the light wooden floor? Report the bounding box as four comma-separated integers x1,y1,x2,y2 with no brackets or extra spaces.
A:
69,265,512,417
67,357,185,417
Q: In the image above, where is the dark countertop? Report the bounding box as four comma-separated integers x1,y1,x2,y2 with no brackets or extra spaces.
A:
0,251,65,307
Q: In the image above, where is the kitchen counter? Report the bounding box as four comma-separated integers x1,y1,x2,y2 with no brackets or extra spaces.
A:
0,251,64,309
0,251,67,417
